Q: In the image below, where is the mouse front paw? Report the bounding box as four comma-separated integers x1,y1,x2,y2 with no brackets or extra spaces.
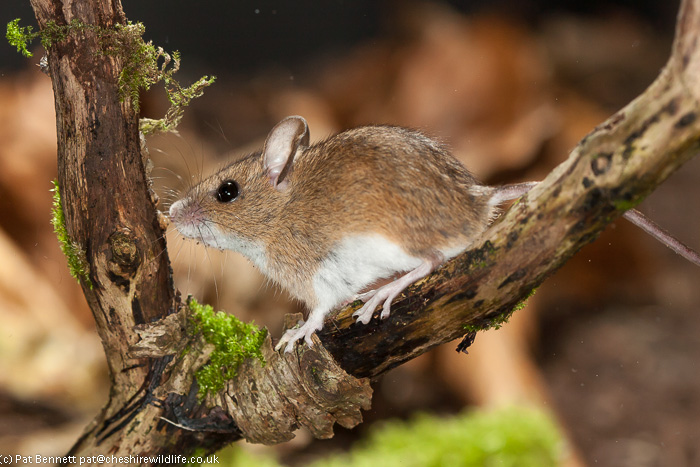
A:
275,319,323,353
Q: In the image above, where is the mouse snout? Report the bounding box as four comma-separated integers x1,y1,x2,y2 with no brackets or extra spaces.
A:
169,199,185,219
168,198,204,239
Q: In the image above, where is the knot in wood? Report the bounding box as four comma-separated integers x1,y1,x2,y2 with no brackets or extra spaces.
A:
108,229,140,276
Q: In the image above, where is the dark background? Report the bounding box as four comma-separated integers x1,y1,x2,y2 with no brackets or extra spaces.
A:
1,1,679,75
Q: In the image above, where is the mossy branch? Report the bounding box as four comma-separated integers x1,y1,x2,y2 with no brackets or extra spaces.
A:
5,18,215,134
50,180,92,289
139,72,216,135
188,299,267,398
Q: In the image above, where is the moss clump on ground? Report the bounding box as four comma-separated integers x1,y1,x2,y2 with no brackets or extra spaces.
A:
188,299,267,398
202,406,563,467
314,406,563,467
50,180,93,289
6,18,214,134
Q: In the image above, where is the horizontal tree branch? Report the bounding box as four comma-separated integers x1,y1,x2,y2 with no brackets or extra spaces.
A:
317,8,700,376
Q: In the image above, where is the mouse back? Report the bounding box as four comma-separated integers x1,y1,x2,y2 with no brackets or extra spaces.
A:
285,123,495,259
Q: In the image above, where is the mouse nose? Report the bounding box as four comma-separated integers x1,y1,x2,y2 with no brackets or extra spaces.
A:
169,199,184,219
168,198,205,240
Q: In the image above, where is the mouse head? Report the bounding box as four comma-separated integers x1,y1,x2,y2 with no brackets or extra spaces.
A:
169,116,310,251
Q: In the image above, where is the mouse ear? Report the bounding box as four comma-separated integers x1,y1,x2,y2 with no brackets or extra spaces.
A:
262,116,309,192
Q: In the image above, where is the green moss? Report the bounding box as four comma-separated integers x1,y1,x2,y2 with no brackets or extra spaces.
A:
188,299,267,399
462,287,537,334
313,406,563,467
198,407,563,467
462,313,511,334
6,18,214,134
613,198,642,213
6,18,37,57
462,311,511,334
138,73,216,134
191,408,562,467
41,20,73,49
50,180,93,289
487,309,512,330
513,287,537,312
97,20,217,131
464,240,497,270
5,19,77,58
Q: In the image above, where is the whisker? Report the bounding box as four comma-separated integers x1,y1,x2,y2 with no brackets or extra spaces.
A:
205,119,231,146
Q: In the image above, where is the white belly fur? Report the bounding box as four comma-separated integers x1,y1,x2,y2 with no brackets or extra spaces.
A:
312,233,467,310
277,234,471,352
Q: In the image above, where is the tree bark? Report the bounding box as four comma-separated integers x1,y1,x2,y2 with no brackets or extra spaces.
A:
29,0,700,463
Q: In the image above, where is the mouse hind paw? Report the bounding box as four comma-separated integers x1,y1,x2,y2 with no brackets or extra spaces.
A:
352,293,384,324
352,254,444,325
352,281,403,324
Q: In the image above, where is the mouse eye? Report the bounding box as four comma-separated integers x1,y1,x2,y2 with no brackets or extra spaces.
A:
216,180,239,202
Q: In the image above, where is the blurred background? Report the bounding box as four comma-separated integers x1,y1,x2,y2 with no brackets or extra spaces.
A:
1,0,699,465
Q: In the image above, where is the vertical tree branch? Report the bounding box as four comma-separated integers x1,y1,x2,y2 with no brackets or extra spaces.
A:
29,0,180,459
28,1,370,461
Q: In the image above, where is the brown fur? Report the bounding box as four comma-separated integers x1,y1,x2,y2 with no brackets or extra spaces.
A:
176,125,494,306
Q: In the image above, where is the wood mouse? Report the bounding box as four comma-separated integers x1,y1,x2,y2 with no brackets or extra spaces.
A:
169,116,700,352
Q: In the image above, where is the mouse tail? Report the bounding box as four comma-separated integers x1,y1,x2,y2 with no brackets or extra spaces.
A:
623,209,700,267
481,181,700,267
487,182,539,207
